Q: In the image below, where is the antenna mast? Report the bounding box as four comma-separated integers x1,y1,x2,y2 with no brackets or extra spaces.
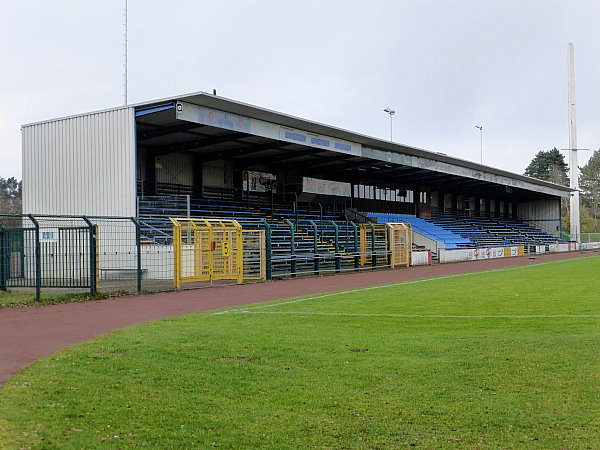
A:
123,0,128,105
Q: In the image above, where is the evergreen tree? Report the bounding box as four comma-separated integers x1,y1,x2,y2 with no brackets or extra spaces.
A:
0,177,22,214
524,148,568,185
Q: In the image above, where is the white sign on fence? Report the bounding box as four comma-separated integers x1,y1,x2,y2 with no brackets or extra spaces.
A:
39,228,60,243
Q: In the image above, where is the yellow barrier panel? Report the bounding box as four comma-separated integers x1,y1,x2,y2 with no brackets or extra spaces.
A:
170,218,243,288
359,224,389,266
387,223,412,268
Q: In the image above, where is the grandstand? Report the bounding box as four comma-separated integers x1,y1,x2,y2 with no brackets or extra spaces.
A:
17,91,574,286
135,188,563,271
137,194,361,277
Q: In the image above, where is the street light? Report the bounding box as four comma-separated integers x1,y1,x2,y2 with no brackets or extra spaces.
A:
475,125,483,163
383,108,395,141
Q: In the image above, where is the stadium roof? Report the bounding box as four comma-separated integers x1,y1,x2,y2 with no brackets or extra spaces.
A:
25,91,573,201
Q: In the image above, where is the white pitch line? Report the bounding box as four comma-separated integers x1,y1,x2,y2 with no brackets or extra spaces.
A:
228,310,600,319
214,258,574,316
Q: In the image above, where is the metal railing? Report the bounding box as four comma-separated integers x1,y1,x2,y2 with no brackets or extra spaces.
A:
1,213,396,301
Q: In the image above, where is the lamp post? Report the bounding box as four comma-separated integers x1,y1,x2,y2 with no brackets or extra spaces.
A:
475,125,483,163
383,108,395,141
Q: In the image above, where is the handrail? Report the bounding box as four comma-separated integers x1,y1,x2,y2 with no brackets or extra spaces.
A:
344,208,375,224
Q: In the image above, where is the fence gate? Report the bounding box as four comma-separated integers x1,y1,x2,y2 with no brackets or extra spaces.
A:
242,229,266,281
387,223,412,268
359,223,389,267
0,227,25,287
171,218,244,288
0,225,95,291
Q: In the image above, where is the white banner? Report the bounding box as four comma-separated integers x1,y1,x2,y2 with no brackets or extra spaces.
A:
439,246,523,263
467,247,505,260
302,177,351,197
550,242,583,252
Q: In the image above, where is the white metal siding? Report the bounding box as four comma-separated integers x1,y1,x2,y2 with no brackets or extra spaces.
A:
517,199,561,237
22,108,136,216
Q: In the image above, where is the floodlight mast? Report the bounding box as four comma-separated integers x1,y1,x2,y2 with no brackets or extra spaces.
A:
567,43,580,243
123,0,128,105
383,108,395,141
475,125,483,163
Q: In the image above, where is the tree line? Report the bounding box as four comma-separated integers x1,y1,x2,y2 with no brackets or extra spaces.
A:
524,148,600,233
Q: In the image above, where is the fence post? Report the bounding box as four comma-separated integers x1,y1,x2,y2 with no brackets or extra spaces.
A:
82,217,97,296
369,222,377,269
318,203,323,231
309,220,319,275
28,215,41,301
330,220,340,273
284,219,296,277
351,221,359,270
131,217,143,293
261,219,272,280
0,225,6,291
171,219,181,290
386,224,392,267
293,193,298,229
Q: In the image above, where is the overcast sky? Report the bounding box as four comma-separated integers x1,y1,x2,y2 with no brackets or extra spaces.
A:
1,0,599,180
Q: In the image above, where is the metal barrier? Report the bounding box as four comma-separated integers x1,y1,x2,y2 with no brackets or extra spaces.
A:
242,229,266,282
0,214,179,300
359,223,389,267
581,233,600,243
387,223,412,268
1,214,412,300
171,218,244,288
0,215,97,301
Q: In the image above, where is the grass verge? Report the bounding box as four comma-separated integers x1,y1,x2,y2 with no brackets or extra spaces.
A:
0,290,116,308
1,256,599,448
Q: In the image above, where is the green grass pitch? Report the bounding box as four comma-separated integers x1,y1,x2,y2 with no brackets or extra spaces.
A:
1,256,600,448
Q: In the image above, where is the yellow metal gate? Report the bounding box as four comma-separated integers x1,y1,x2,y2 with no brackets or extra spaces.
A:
171,218,243,288
359,224,389,266
387,223,412,268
